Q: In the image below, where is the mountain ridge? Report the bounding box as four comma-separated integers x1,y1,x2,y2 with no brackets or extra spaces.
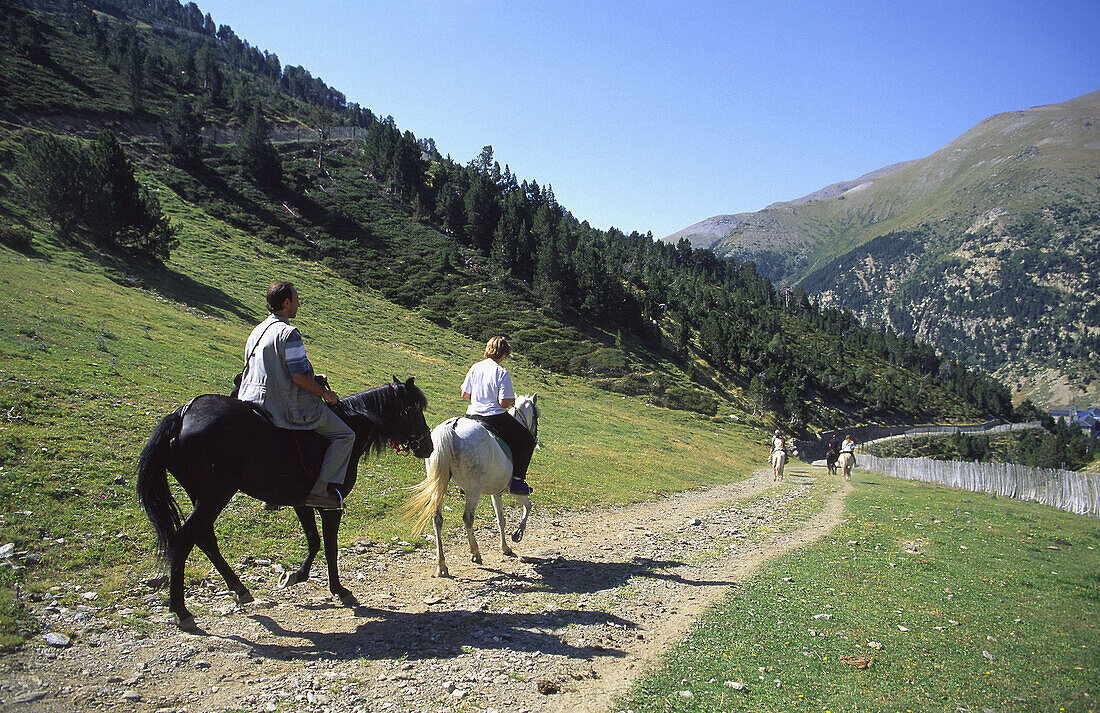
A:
663,89,1100,407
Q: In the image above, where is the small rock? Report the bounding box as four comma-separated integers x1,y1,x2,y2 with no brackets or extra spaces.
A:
982,651,994,661
120,690,141,701
0,543,14,558
81,591,99,601
424,596,443,605
194,660,211,669
679,690,694,698
44,632,71,647
537,679,560,695
724,681,747,690
688,518,702,526
897,625,909,632
813,613,832,620
867,641,883,650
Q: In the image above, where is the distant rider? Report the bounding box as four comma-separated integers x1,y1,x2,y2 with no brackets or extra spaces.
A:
840,434,857,467
461,336,535,496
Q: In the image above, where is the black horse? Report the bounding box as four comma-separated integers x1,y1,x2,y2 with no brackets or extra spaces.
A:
137,377,432,630
825,440,840,476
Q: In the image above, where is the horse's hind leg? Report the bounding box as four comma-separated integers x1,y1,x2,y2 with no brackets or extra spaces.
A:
195,529,252,605
490,494,515,558
510,495,531,544
167,499,228,630
432,507,449,578
463,494,483,565
280,506,321,589
320,509,355,605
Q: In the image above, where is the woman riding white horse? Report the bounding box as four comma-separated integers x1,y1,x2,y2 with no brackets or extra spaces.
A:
837,434,857,481
771,429,790,481
404,394,539,577
404,336,539,577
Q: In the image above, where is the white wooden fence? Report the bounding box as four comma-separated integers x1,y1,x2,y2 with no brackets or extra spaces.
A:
856,453,1100,518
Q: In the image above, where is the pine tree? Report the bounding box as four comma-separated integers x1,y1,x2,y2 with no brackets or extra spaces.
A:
234,103,281,186
161,98,204,169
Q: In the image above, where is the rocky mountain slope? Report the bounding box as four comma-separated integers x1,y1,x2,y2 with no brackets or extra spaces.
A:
666,90,1100,407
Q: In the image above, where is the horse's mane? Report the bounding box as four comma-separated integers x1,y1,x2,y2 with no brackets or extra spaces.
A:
334,382,428,457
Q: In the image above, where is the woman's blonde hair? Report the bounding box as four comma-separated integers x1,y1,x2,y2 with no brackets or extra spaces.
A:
484,336,511,360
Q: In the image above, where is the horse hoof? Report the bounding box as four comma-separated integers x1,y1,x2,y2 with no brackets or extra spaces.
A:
335,590,358,606
511,530,524,543
175,614,197,632
235,590,254,605
502,549,517,559
278,571,300,589
435,568,451,578
471,554,483,565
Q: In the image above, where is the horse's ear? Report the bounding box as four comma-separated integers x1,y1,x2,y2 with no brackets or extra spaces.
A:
405,377,415,387
392,375,400,383
532,393,538,405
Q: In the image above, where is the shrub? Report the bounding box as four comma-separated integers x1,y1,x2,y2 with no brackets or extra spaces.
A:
567,347,628,377
0,224,33,253
658,386,718,416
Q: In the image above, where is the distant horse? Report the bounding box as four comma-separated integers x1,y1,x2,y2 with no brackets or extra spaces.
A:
771,448,788,481
826,449,839,476
137,378,432,630
404,395,539,578
838,451,855,481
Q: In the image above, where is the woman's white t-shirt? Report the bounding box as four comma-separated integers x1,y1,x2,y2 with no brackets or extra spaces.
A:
462,358,514,416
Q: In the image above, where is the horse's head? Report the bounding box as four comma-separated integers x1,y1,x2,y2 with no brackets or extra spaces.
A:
391,376,433,458
511,393,540,444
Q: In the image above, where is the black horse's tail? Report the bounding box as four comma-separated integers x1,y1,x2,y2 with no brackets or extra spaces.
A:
137,408,184,562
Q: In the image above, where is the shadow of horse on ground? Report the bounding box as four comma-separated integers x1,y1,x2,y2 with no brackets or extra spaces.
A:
226,607,633,662
485,555,738,595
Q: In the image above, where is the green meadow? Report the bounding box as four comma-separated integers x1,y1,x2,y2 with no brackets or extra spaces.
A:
615,470,1100,713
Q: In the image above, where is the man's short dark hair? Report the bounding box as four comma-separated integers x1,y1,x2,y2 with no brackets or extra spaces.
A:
267,281,295,312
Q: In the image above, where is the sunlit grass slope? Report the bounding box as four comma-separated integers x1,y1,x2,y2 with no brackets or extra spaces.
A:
0,178,765,645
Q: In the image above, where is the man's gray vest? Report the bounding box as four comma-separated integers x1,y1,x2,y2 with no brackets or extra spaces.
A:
237,314,324,430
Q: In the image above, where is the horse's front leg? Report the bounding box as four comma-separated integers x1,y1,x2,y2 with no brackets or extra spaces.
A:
321,508,356,605
279,506,320,589
490,494,515,558
463,494,483,565
510,494,531,544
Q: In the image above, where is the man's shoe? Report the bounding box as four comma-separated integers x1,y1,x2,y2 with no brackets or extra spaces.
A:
509,478,532,496
303,491,342,509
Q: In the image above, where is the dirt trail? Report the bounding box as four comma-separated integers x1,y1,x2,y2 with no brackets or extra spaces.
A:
0,466,848,712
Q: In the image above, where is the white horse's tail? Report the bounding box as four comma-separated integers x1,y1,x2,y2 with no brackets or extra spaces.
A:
404,421,456,536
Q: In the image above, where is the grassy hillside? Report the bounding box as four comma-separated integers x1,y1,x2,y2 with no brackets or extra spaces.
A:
0,183,766,648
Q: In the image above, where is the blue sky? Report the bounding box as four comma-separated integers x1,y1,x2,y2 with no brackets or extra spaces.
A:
198,0,1099,239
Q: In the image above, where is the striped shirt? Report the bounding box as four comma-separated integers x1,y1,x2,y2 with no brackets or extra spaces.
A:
284,331,312,375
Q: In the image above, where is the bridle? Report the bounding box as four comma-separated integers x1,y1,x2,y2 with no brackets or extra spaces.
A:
389,385,430,455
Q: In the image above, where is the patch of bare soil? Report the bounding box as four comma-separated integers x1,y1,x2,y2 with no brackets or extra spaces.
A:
0,466,848,713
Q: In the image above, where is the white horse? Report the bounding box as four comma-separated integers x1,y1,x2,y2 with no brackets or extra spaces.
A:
404,395,539,577
771,449,787,481
838,451,854,481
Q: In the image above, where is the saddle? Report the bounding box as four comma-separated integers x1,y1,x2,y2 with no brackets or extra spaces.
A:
458,416,513,462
